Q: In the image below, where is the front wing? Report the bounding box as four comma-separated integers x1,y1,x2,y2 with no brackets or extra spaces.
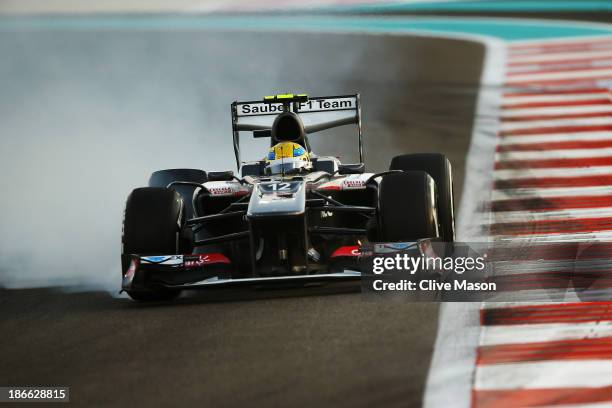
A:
121,242,429,293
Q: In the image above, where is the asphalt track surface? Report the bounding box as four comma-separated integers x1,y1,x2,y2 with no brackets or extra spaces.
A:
0,31,483,407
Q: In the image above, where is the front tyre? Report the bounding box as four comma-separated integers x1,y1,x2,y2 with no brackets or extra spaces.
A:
121,187,187,301
390,153,455,242
149,168,207,219
377,171,439,242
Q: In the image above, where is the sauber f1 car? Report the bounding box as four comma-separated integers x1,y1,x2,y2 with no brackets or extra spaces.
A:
121,93,455,301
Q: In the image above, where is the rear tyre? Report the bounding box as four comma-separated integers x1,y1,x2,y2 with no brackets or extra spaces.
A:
377,171,439,242
390,154,455,242
121,187,187,301
149,169,207,219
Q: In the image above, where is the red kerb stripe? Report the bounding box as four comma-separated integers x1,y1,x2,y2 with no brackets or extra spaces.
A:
495,156,612,170
491,271,612,291
506,75,612,87
507,65,612,77
486,242,612,261
491,194,612,211
508,55,612,67
489,217,612,235
473,386,612,408
501,112,612,122
502,98,611,109
503,88,609,98
500,125,612,136
494,175,612,189
509,39,612,51
477,336,612,365
481,302,612,325
497,140,612,151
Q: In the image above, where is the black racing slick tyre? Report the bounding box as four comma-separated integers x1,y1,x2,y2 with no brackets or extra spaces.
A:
149,168,207,219
390,153,455,242
121,187,187,301
377,171,439,242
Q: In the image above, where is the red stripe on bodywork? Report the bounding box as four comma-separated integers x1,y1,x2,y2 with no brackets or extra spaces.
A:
481,302,612,326
331,245,360,257
495,156,612,170
184,253,231,268
473,386,612,408
489,217,612,235
494,175,612,189
477,336,612,365
318,185,342,191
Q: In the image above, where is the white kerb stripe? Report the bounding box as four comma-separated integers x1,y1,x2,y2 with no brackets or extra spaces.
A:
500,117,612,132
492,186,612,199
507,59,612,74
509,50,612,64
492,231,612,242
475,360,612,390
507,68,612,83
499,132,612,145
496,148,612,161
503,93,611,105
494,166,612,180
481,321,612,346
489,207,612,222
503,105,612,118
544,402,612,408
510,36,612,47
509,37,612,50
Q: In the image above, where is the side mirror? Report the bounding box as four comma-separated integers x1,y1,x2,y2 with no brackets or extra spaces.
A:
253,129,272,138
338,163,365,174
208,171,235,181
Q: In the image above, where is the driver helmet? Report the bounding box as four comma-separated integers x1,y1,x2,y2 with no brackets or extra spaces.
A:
265,142,312,175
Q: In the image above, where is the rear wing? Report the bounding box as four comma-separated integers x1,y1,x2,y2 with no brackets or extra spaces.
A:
230,94,363,169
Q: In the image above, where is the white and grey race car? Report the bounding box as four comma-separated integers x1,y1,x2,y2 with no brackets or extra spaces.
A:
121,93,454,301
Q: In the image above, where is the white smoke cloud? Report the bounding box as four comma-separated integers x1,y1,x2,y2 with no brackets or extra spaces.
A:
0,28,365,291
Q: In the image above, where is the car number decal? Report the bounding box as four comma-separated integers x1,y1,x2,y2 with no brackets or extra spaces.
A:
260,181,300,194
